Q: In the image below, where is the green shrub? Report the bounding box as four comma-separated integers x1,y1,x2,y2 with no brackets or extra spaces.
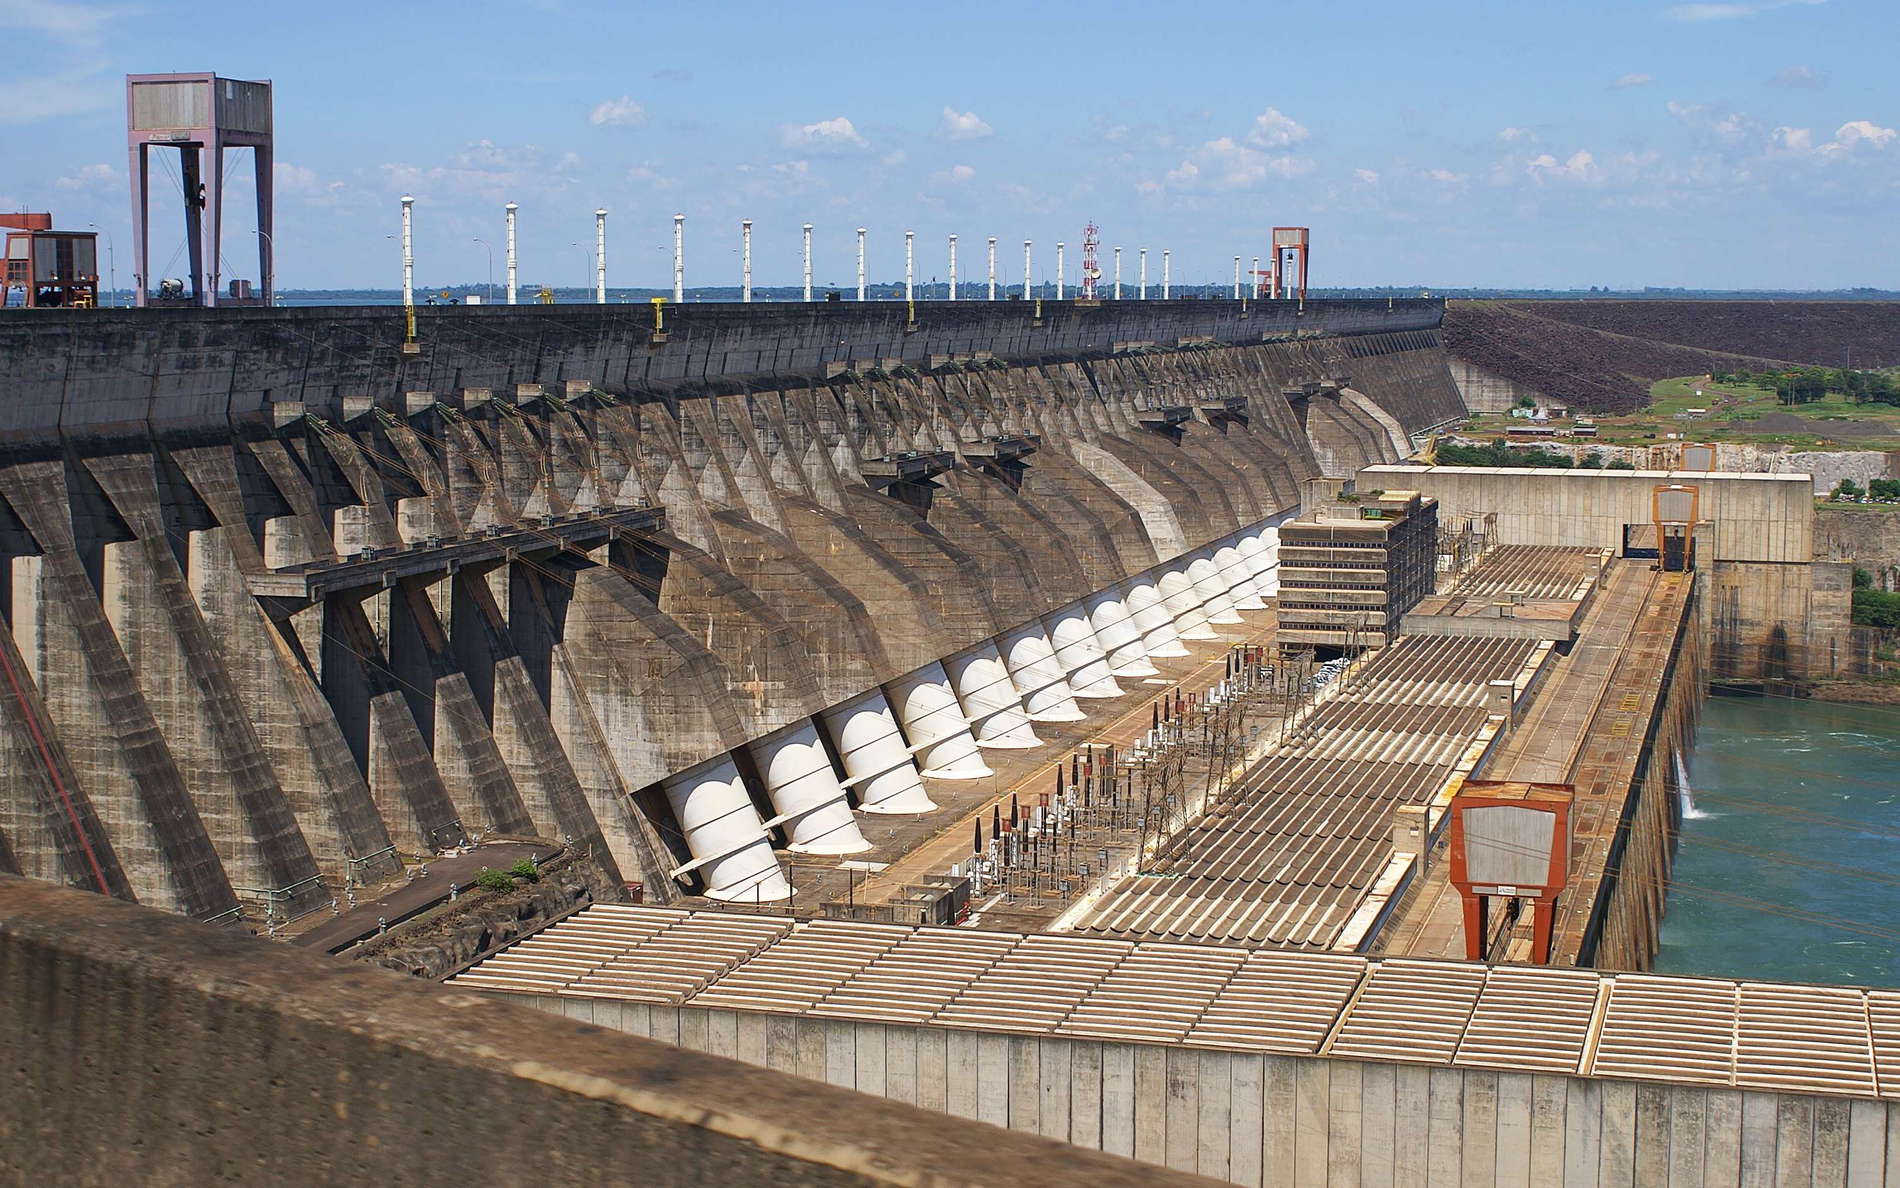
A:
508,858,541,883
1606,459,1637,471
475,868,515,894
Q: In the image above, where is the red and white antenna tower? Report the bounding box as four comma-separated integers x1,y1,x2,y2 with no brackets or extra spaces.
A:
1080,222,1101,300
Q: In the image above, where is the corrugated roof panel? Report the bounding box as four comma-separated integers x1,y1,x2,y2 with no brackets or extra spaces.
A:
1186,950,1367,1053
1454,966,1603,1074
1870,990,1900,1098
1592,974,1736,1086
1326,959,1488,1064
1733,983,1877,1097
1055,942,1249,1043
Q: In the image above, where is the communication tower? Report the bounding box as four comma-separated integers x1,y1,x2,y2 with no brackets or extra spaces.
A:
1079,222,1101,301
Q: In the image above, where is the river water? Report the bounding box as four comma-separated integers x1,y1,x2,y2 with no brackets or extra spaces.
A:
1655,693,1900,987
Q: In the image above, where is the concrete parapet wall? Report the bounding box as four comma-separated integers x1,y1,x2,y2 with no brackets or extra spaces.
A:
0,299,1444,445
500,988,1899,1188
0,875,1200,1187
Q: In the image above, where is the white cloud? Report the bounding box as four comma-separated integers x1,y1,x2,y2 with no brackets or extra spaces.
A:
880,150,907,168
1353,168,1380,185
1664,0,1823,20
273,161,349,205
1426,168,1467,184
1773,126,1813,152
1611,72,1654,89
625,160,679,191
54,161,112,189
930,163,976,185
1246,107,1309,148
1768,64,1826,88
0,67,110,124
778,116,868,152
381,139,584,199
1498,127,1538,143
1667,101,1756,141
939,107,993,140
0,0,116,43
588,96,647,127
1162,137,1313,191
1527,149,1600,183
1826,120,1897,152
996,183,1057,215
1767,118,1894,157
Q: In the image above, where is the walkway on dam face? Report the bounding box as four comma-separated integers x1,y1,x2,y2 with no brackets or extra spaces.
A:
290,841,560,954
1378,561,1690,963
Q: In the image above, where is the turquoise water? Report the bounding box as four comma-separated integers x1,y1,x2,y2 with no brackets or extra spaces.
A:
1655,693,1900,987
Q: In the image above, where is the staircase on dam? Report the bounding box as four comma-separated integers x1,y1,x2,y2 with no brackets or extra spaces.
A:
0,299,1462,927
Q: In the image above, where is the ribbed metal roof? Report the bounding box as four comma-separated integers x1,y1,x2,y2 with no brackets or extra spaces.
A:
452,905,1900,1101
1442,545,1605,603
1072,634,1535,949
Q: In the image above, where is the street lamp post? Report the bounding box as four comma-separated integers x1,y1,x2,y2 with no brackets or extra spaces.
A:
88,223,116,307
473,238,494,304
251,229,274,306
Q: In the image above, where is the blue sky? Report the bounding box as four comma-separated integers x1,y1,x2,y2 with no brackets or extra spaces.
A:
2,0,1894,291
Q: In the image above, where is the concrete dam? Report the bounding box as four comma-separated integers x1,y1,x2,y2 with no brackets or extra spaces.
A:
7,295,1900,1187
0,297,1458,922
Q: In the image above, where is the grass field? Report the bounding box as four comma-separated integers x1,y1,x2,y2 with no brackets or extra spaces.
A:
1463,376,1900,450
1647,375,1897,423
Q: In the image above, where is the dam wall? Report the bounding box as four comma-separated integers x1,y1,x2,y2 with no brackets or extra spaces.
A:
1359,464,1850,683
0,875,1190,1187
0,298,1461,922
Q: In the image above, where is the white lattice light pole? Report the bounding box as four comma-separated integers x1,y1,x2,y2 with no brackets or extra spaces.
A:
672,213,685,302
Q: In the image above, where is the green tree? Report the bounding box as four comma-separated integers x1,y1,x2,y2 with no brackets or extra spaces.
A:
1852,588,1900,629
1834,478,1864,500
